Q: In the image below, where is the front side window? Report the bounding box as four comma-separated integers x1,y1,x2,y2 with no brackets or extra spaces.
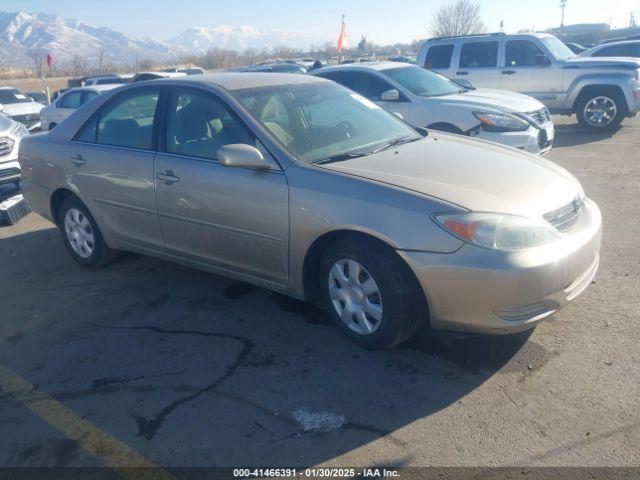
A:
506,41,551,67
425,44,454,69
317,71,396,100
459,41,499,68
59,91,83,109
81,91,99,105
76,88,159,149
166,89,254,160
384,66,460,97
233,83,420,164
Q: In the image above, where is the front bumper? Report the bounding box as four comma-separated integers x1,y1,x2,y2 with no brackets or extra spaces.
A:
477,122,554,155
0,161,21,185
399,198,602,334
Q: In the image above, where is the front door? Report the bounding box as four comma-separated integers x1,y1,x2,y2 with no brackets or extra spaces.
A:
154,87,289,284
66,86,164,251
499,39,564,108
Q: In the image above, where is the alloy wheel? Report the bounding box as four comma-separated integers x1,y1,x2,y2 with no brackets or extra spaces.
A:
584,96,617,127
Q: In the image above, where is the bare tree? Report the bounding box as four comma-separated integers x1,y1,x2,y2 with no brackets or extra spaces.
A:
431,0,486,37
30,50,44,78
71,54,87,77
98,49,105,74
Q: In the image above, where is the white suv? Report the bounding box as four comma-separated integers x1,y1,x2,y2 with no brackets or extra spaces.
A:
418,33,640,131
0,112,28,188
313,62,554,154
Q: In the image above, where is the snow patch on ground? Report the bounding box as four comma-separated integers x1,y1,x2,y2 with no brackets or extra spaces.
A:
292,409,346,432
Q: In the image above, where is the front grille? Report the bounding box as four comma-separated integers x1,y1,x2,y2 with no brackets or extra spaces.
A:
0,167,20,179
0,137,14,157
11,113,40,130
543,196,584,232
526,107,551,126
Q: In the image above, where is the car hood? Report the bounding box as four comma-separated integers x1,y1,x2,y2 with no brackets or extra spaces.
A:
564,56,640,69
319,134,583,218
436,88,544,114
1,102,44,116
0,113,13,133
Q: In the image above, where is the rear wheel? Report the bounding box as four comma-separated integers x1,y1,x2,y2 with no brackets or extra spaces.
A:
318,237,426,349
49,123,57,130
57,196,118,269
576,90,625,131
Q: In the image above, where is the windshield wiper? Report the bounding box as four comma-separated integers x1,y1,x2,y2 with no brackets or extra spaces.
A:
313,135,419,165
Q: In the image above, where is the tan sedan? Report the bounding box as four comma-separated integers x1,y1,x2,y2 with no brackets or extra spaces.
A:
20,74,601,349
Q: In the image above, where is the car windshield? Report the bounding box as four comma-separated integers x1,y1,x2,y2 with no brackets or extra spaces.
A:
233,82,420,164
0,89,32,104
383,66,461,97
540,36,575,61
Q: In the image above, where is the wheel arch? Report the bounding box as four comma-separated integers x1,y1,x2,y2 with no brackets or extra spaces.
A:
50,187,77,225
571,84,629,116
301,229,431,326
426,122,464,134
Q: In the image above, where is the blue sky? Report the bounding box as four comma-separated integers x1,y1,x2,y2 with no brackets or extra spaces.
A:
4,0,638,44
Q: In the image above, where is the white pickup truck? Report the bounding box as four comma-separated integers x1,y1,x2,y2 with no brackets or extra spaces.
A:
418,33,640,131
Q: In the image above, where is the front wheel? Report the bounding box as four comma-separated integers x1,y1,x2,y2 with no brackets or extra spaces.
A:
576,91,625,131
58,196,118,269
318,237,426,349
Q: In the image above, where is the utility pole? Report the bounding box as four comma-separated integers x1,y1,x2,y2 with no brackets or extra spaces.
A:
560,0,567,27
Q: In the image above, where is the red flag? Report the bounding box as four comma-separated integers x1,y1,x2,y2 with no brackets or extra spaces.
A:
337,15,348,52
46,53,53,68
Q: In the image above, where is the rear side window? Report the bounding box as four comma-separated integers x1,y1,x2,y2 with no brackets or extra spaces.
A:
459,41,499,68
593,44,640,57
316,71,396,100
425,44,454,69
75,88,160,149
505,41,551,67
58,91,83,109
81,91,98,105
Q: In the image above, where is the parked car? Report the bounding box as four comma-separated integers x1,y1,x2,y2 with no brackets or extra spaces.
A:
162,67,205,75
0,87,45,132
418,32,640,131
68,75,125,88
581,41,640,59
51,89,69,103
312,62,554,155
0,112,29,188
27,91,49,105
131,71,187,82
19,73,602,349
598,34,640,45
235,62,307,74
564,42,587,54
387,55,417,63
40,85,120,131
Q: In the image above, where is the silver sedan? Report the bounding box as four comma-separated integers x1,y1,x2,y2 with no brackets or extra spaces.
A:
19,73,602,349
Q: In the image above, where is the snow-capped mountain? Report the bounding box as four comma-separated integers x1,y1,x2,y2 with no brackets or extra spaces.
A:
0,11,175,67
0,11,326,69
169,25,322,52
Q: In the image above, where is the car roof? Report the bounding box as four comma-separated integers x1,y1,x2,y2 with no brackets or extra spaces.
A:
148,72,328,91
591,40,640,48
313,61,412,73
65,84,121,94
424,32,554,42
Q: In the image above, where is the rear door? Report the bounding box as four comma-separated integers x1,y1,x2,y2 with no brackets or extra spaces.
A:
66,86,164,251
455,40,501,88
154,86,289,284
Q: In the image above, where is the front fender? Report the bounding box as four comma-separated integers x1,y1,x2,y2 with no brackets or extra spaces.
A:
564,73,638,114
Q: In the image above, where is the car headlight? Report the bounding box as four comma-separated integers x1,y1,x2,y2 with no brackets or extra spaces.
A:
473,111,530,132
433,212,561,251
10,122,29,138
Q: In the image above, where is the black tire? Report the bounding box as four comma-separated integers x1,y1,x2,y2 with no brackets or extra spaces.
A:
57,196,118,269
318,237,427,350
427,123,463,135
576,89,626,132
49,123,57,131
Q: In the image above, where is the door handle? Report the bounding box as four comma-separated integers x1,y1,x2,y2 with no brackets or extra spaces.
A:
502,70,516,75
157,170,180,185
69,154,86,166
456,71,469,76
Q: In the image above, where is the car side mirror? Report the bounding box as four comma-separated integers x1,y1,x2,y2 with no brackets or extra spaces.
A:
218,144,271,170
380,89,400,101
534,55,551,67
